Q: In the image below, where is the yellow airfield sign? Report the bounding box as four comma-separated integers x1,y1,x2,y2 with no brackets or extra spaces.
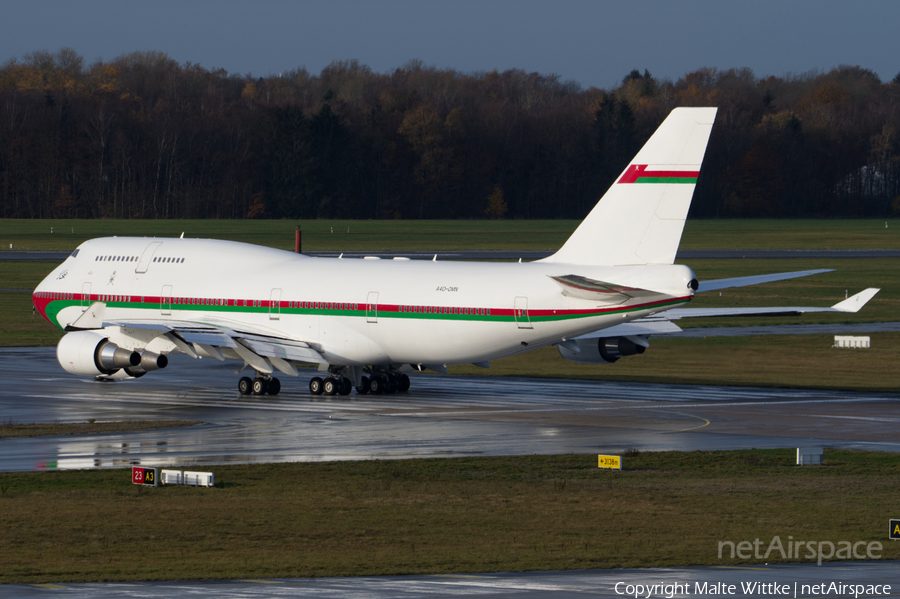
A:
598,455,622,470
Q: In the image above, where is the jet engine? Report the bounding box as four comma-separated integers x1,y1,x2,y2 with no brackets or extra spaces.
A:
557,336,647,364
56,330,158,377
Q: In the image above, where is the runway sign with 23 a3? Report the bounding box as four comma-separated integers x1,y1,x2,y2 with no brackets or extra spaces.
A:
132,466,157,487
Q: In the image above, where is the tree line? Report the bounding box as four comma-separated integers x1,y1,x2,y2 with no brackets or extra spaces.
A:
1,49,899,220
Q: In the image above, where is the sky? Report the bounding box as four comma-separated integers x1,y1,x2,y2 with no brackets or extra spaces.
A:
1,0,898,89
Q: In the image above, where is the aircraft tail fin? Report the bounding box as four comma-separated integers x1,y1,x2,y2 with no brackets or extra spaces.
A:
542,107,717,266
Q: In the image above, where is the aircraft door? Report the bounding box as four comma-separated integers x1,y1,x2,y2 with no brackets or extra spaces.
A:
161,285,172,315
136,242,163,273
269,288,282,320
81,282,92,311
366,291,379,323
514,296,532,329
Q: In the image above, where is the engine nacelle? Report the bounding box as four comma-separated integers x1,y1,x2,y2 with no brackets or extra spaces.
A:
557,336,647,364
124,352,168,377
57,331,141,377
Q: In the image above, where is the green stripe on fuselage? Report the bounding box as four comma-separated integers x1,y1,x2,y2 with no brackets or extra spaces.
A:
634,176,697,184
42,297,688,330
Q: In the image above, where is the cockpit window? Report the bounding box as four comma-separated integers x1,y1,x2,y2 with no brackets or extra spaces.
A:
70,249,79,258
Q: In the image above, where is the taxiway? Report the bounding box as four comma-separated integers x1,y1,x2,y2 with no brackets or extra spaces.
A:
2,347,898,473
5,562,898,598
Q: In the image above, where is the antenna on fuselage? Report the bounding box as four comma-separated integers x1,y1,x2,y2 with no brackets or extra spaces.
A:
180,232,184,238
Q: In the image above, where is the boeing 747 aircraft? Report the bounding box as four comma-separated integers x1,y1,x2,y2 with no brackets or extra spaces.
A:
32,107,879,396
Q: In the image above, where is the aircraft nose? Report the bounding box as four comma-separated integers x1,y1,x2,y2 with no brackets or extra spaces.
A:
33,289,51,323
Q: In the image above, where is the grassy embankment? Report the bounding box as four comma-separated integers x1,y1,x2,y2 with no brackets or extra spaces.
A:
0,450,896,584
2,219,897,389
0,420,201,438
2,218,900,252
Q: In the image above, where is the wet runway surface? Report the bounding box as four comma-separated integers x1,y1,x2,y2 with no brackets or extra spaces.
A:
7,562,899,598
2,347,899,473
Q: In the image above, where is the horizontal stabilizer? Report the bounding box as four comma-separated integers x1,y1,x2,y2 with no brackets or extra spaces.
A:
549,274,662,303
698,269,834,292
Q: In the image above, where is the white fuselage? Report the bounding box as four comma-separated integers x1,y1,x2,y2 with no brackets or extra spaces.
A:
35,237,696,367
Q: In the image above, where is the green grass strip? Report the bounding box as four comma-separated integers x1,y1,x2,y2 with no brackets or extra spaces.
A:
0,450,897,583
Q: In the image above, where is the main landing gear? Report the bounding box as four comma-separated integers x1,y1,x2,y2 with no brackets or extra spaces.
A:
238,375,281,396
235,368,412,397
364,371,410,395
309,376,353,396
308,368,410,396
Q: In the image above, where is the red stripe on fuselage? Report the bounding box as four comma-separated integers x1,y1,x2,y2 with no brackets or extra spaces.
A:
35,290,690,325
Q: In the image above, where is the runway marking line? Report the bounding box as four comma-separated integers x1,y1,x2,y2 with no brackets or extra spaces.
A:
666,411,712,433
237,579,283,584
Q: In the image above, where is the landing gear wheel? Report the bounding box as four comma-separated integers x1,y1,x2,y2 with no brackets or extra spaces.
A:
266,377,281,395
252,378,268,395
323,378,337,396
338,378,352,396
356,376,370,395
369,376,384,395
398,373,410,392
238,377,252,395
381,374,396,394
309,377,324,395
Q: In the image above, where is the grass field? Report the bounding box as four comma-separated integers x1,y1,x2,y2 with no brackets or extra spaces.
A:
0,450,896,584
0,420,201,438
2,218,900,252
449,333,900,391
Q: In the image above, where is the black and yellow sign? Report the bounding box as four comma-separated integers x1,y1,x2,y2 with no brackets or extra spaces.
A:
891,519,900,540
598,455,622,470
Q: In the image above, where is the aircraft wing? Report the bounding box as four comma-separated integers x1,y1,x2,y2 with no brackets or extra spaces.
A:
570,288,879,343
663,288,880,319
574,319,684,338
116,320,325,364
69,303,326,374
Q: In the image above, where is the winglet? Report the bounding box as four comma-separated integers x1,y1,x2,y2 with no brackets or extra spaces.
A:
830,288,880,313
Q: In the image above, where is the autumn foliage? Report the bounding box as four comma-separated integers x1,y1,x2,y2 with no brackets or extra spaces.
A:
1,49,899,220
